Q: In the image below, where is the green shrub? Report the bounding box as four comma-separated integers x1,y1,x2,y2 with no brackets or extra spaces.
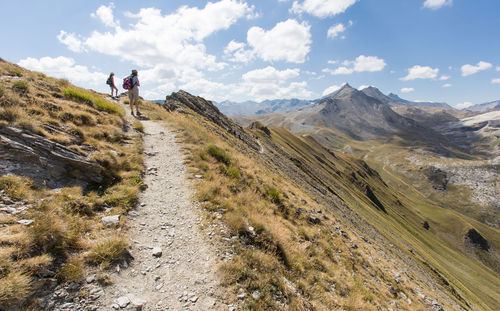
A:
12,81,28,92
0,85,4,98
62,88,124,115
267,188,282,204
226,165,240,179
7,69,23,77
207,145,231,165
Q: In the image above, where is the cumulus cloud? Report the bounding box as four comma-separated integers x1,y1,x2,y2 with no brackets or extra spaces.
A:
492,78,500,84
223,40,254,63
177,66,311,102
461,61,492,76
247,19,311,63
323,55,386,75
291,0,358,18
497,66,500,71
56,1,259,99
91,3,119,27
322,84,343,96
401,87,414,93
67,1,255,75
442,83,452,88
242,66,300,83
57,31,85,53
423,0,453,10
455,102,474,110
18,56,107,87
400,65,439,81
327,23,346,39
439,75,450,80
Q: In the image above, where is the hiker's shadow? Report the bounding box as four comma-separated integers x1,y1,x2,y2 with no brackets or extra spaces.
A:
134,115,149,121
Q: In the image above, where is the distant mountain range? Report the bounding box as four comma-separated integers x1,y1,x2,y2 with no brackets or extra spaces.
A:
213,84,454,116
465,100,500,112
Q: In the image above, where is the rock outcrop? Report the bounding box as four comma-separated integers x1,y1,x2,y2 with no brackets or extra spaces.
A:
0,124,103,188
163,90,261,151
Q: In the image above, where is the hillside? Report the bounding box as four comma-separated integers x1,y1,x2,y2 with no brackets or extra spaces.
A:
0,59,145,309
158,90,499,310
1,60,499,311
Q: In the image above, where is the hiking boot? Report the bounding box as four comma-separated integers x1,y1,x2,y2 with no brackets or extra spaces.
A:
137,110,142,116
131,111,135,116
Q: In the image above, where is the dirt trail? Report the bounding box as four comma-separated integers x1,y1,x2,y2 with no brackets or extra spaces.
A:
96,110,224,310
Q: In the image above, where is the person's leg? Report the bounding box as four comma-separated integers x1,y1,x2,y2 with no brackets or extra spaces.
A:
110,86,113,97
128,91,135,115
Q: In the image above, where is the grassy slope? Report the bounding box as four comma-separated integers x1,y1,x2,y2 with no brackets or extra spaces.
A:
137,98,485,310
268,127,500,311
0,60,144,308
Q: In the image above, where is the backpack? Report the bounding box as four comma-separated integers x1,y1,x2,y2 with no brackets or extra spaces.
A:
123,76,133,90
106,76,112,85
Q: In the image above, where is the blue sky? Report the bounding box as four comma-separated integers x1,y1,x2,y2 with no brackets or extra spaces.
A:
1,0,499,108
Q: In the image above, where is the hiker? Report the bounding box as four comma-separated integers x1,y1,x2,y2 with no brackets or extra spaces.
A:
106,72,118,98
127,69,140,116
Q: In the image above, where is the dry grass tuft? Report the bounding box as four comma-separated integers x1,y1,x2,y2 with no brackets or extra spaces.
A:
0,271,31,308
86,235,129,268
56,257,83,282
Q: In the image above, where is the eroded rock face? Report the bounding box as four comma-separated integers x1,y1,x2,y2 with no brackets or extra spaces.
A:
163,90,261,151
0,124,103,188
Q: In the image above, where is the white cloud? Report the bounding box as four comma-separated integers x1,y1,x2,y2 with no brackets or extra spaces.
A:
461,61,492,76
423,0,453,10
401,87,414,93
497,66,500,71
91,3,119,27
492,78,500,84
327,60,338,65
455,102,474,110
176,66,311,102
57,31,85,53
247,19,311,63
439,75,450,81
58,1,256,99
242,66,299,83
353,55,386,72
77,0,254,72
327,23,346,39
324,55,386,75
18,56,107,87
291,0,358,18
322,84,342,96
442,83,452,88
323,67,353,75
401,65,439,81
223,40,254,63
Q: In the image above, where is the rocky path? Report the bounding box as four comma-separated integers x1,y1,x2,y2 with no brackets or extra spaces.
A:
96,113,224,310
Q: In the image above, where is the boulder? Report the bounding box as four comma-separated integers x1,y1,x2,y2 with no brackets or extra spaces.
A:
102,215,120,226
0,124,103,188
